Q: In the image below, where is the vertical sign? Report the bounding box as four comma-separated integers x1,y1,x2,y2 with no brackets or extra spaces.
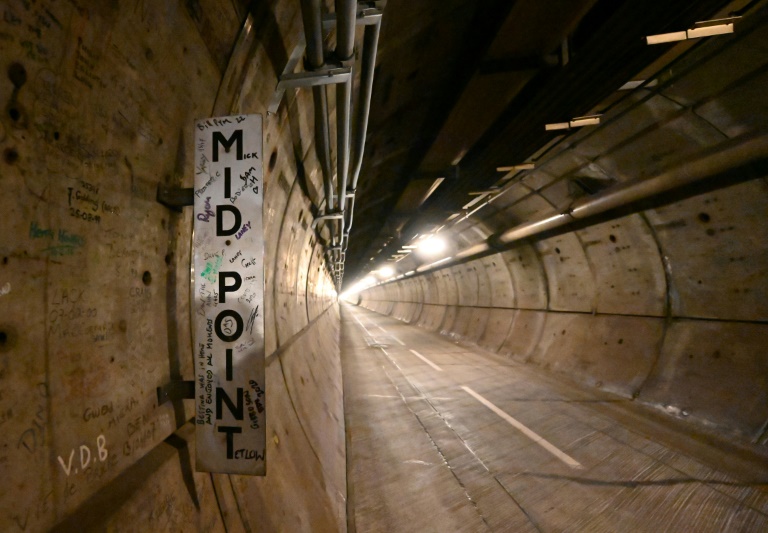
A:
194,114,265,475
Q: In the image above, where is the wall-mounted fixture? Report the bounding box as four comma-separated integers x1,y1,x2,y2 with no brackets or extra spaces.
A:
646,17,740,45
496,163,535,172
545,115,601,131
618,79,658,91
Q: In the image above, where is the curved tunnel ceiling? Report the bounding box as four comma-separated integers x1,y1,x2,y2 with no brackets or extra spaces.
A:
0,0,765,530
351,0,768,449
344,0,763,283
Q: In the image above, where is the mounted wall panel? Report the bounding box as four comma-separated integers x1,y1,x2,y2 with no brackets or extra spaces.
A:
646,180,768,321
576,216,666,316
193,114,265,474
535,234,595,312
479,308,518,352
639,320,768,439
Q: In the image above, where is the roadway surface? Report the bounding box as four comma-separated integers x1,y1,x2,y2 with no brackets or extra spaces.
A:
340,304,768,532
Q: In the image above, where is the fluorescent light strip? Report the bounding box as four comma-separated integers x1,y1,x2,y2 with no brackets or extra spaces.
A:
462,193,491,210
496,163,535,172
546,114,601,131
569,115,601,128
618,79,658,91
545,122,570,131
646,30,687,45
646,18,738,45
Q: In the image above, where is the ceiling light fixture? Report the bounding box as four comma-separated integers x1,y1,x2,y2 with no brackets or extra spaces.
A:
377,265,395,278
545,122,571,131
570,115,601,128
496,163,535,172
618,79,658,91
545,115,602,131
418,235,447,257
646,17,740,45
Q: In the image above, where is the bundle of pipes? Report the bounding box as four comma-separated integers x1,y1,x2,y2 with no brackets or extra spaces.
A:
415,132,768,274
299,0,384,290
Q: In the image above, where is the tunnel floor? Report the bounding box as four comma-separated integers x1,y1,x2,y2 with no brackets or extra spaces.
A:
339,304,768,532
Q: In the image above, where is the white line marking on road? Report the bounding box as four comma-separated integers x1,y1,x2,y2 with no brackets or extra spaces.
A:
352,314,371,335
365,394,453,401
409,349,443,372
375,324,407,345
461,386,583,469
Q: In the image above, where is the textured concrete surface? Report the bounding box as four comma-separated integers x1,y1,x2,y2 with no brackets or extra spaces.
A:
357,14,768,447
0,1,343,531
343,304,768,532
0,0,766,531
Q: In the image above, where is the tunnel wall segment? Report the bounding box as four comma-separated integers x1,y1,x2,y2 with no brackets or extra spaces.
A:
357,16,768,445
359,182,768,445
0,0,346,531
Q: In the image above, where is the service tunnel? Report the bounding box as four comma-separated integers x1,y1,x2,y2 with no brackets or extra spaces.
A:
0,0,766,531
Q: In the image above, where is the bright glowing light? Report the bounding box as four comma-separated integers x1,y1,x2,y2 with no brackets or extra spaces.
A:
418,235,447,257
378,265,395,278
340,275,377,301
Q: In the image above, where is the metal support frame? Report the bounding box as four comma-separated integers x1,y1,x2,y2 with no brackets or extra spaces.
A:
285,0,385,290
312,212,344,229
157,186,193,210
157,380,195,405
409,134,768,276
269,66,352,115
278,67,352,89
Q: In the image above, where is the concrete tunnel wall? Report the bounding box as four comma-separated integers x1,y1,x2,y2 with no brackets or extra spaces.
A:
0,1,346,531
358,15,768,450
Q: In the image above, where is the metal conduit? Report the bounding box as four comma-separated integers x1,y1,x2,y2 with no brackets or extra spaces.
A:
298,0,384,288
350,21,381,191
300,0,335,212
335,0,357,276
413,134,768,275
344,17,382,252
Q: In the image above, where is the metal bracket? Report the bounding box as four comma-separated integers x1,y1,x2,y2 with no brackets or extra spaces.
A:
157,186,194,210
312,212,344,229
278,67,351,90
157,380,195,405
322,5,384,31
268,67,352,115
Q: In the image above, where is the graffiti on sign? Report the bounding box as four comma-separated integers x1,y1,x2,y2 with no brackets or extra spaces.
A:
193,114,265,475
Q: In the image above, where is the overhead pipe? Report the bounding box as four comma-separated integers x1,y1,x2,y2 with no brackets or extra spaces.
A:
344,13,382,251
335,0,356,263
349,18,381,190
410,134,768,277
297,0,384,288
300,0,335,212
